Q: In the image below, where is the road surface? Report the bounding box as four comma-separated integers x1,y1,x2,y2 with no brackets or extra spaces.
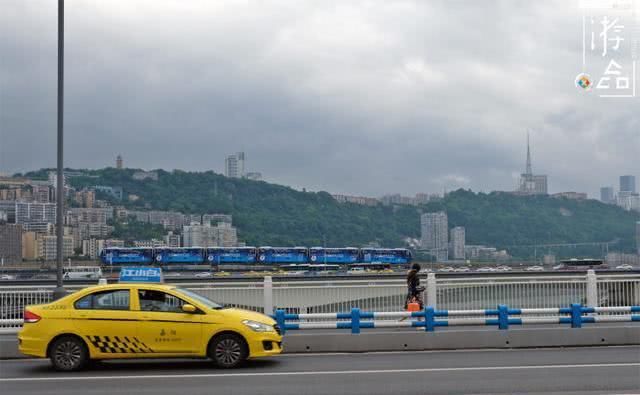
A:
1,346,639,394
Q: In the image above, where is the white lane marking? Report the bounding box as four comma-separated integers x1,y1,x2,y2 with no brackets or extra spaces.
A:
1,363,639,382
276,345,640,357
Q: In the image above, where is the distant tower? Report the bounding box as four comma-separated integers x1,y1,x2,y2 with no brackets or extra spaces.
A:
116,155,123,169
517,131,548,195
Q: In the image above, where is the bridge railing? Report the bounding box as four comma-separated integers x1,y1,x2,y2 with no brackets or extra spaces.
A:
274,304,640,334
1,271,639,331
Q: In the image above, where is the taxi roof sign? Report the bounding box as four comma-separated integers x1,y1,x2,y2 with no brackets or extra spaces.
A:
119,267,163,283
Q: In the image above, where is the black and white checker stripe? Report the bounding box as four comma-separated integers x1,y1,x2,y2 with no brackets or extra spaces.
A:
86,335,154,354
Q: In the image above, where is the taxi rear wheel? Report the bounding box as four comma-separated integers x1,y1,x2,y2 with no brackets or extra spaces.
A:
208,333,248,369
49,336,89,371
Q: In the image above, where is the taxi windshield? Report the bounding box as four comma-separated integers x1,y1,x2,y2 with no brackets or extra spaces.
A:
173,288,225,310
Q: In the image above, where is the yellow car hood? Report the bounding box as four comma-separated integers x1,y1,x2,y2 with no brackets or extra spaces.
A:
217,308,276,326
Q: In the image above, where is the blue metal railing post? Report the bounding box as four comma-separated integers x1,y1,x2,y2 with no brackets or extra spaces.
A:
425,306,435,332
275,309,287,335
570,303,582,328
351,308,361,334
498,304,509,330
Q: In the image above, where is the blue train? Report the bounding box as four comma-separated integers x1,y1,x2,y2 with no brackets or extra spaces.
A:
207,247,258,264
154,247,205,264
361,248,413,264
100,246,412,265
101,247,154,264
258,247,308,264
309,247,359,264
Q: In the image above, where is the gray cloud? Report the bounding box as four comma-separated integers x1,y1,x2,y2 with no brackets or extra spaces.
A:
1,0,638,198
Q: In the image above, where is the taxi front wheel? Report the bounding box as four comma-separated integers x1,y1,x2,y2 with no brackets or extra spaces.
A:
49,336,89,371
208,333,248,369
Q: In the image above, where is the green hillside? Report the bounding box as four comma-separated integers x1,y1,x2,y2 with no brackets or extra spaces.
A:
21,168,640,255
432,189,638,255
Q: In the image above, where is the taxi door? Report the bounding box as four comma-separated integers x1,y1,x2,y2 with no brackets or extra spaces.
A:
133,288,203,355
71,288,144,358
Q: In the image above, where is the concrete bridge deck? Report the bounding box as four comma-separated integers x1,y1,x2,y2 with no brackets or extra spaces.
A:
1,346,639,394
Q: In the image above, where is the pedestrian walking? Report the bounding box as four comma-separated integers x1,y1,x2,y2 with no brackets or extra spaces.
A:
404,263,425,310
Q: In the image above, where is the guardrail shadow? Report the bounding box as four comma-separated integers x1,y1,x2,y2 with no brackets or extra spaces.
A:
20,358,280,374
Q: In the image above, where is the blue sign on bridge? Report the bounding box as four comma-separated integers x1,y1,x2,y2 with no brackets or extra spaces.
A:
119,267,163,283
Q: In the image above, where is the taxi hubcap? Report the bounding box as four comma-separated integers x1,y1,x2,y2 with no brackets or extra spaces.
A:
54,341,82,368
215,339,241,365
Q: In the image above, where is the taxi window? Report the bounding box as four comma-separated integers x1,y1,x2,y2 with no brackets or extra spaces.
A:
74,290,130,311
138,290,187,313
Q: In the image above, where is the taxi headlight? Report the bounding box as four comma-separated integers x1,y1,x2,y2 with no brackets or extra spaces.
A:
242,320,275,332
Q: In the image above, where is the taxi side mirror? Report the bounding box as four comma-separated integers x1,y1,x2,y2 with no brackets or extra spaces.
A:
182,304,197,313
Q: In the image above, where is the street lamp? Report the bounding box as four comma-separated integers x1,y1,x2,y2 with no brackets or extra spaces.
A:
323,234,327,265
53,0,66,300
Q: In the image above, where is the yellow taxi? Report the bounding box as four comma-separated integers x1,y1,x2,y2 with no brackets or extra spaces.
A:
18,283,282,371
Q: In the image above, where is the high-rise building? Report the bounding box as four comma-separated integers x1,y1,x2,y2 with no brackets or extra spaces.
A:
116,155,123,169
183,223,238,247
600,187,615,204
620,175,636,193
225,152,245,178
32,185,51,203
211,222,238,247
15,202,56,225
449,226,466,260
74,189,95,208
516,132,548,195
0,223,22,262
420,211,449,261
37,235,74,261
82,239,106,260
182,224,205,247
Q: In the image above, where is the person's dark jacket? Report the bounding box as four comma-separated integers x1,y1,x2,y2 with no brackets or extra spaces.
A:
407,269,420,296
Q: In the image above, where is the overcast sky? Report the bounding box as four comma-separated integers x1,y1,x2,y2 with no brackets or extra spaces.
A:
1,0,638,197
